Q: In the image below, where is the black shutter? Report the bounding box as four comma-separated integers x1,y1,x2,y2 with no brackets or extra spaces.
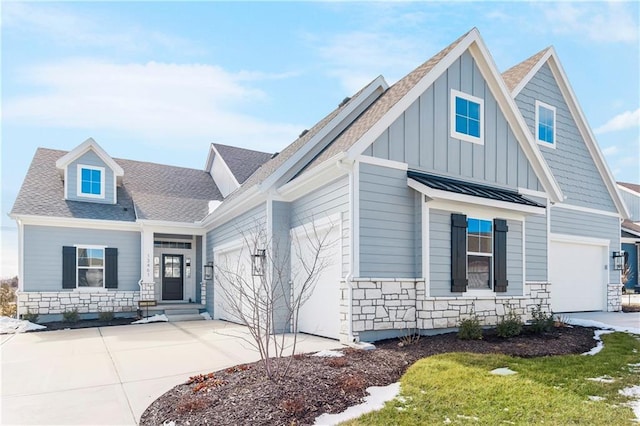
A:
62,246,76,289
451,213,468,293
105,248,118,289
494,219,508,292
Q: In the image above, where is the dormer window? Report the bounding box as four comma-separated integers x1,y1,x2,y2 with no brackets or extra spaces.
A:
535,100,556,147
77,165,105,198
450,89,484,144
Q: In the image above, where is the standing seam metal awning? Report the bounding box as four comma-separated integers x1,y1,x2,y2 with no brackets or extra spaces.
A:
407,170,544,208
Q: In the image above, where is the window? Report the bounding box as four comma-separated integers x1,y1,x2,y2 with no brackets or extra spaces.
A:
535,101,556,147
467,218,493,289
77,165,105,198
77,247,104,288
451,89,484,144
154,241,192,249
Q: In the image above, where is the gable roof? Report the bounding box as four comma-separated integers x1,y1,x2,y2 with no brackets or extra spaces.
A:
211,143,272,184
505,47,630,219
622,219,640,237
300,28,563,203
618,181,640,196
502,47,550,93
12,148,222,223
55,137,124,177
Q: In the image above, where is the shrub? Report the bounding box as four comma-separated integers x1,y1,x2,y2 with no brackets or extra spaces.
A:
398,328,421,347
280,396,306,416
98,310,114,322
325,357,348,368
0,283,17,317
458,312,483,340
496,309,523,338
176,396,209,414
337,373,366,394
62,308,80,323
21,310,39,323
530,303,554,333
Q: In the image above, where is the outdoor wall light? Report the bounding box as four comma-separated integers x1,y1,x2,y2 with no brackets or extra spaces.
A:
612,251,625,271
252,249,266,276
204,262,214,280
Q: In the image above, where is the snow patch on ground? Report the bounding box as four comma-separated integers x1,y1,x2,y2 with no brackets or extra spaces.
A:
131,314,168,324
587,395,606,401
490,367,517,375
200,312,212,320
586,375,615,383
0,316,46,334
313,382,400,425
312,350,344,358
619,386,640,421
566,318,640,335
582,329,615,356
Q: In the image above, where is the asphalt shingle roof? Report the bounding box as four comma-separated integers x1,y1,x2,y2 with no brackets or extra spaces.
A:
619,181,640,195
212,143,272,184
11,148,222,223
501,47,550,93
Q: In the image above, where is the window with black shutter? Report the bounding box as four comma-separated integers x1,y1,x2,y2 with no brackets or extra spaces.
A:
451,214,468,292
493,219,508,292
62,246,76,289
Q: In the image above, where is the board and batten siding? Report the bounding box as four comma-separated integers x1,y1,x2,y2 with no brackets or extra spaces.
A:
362,51,542,192
619,189,640,221
550,207,621,283
67,150,116,204
515,63,616,212
290,176,350,277
429,208,524,296
359,163,417,278
205,204,267,313
22,225,140,291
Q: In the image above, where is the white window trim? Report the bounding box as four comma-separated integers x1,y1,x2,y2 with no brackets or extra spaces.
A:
450,89,484,145
77,164,106,199
74,244,107,290
535,100,556,149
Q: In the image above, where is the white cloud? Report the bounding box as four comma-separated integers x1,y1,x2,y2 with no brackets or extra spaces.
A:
3,60,302,151
539,2,639,43
595,108,640,134
602,145,619,156
1,228,18,279
313,30,431,93
1,2,202,54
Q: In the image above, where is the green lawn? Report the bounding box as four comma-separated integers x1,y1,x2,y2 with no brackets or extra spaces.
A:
346,332,640,425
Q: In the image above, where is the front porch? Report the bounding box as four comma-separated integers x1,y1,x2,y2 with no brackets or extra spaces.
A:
140,302,208,322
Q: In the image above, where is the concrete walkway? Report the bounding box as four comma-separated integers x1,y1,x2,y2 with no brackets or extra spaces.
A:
564,311,640,334
0,320,343,425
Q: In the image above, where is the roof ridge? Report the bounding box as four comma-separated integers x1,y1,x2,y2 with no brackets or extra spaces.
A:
212,142,272,156
502,46,551,93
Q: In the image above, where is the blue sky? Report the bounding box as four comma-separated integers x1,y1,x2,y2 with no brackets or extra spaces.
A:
1,1,639,277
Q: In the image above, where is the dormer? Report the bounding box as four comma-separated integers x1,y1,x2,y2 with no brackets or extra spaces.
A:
55,138,124,204
205,143,272,198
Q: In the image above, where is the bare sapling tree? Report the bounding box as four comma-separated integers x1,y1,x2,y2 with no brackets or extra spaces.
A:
213,217,337,381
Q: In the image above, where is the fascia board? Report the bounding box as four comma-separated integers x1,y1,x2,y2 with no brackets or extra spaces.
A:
510,49,554,98
201,187,267,230
136,219,205,235
55,138,124,176
12,214,140,231
545,50,630,219
277,153,348,201
618,184,640,198
258,75,388,192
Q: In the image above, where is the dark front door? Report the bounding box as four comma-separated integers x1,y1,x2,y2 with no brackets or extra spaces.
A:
162,254,183,300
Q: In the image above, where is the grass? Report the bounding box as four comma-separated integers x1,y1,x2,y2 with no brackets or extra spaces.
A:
345,332,640,425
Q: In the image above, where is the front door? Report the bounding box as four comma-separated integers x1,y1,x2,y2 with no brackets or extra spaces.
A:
162,254,183,300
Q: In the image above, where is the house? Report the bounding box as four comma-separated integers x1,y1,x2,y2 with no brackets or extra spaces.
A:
10,139,271,320
10,28,629,343
618,182,640,292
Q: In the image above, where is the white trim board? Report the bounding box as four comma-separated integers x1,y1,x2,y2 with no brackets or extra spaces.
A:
55,137,124,177
549,233,610,247
356,155,408,171
550,202,620,218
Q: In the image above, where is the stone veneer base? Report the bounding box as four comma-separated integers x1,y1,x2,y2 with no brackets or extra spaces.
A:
17,290,141,316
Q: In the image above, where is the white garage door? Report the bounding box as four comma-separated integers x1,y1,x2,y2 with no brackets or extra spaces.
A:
549,238,607,312
213,241,253,324
291,219,341,339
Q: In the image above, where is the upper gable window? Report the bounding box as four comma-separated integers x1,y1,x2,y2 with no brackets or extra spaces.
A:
535,101,556,147
77,165,105,198
450,89,484,144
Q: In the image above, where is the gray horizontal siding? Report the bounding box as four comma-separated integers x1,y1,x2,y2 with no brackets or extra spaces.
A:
291,176,349,276
620,189,640,221
429,209,524,296
67,150,116,204
550,206,620,283
525,212,548,282
23,225,140,291
515,63,616,212
369,51,542,192
360,163,416,277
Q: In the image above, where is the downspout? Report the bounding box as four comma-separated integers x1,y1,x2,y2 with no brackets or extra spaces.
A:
337,158,356,343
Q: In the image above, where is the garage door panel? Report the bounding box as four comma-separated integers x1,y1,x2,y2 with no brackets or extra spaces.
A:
214,244,254,324
550,240,605,312
291,224,341,339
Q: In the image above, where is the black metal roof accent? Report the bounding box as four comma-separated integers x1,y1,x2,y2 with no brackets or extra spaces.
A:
408,170,544,208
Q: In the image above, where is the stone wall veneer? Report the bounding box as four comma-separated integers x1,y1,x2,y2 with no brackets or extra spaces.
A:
140,281,155,301
18,290,140,315
607,283,622,312
340,279,552,343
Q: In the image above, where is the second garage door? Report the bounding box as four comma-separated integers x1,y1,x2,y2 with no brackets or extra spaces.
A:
549,237,607,312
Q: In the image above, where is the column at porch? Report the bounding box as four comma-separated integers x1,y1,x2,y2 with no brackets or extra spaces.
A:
140,227,156,301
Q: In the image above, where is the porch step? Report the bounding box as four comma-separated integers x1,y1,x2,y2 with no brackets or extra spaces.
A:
165,313,204,322
165,308,200,316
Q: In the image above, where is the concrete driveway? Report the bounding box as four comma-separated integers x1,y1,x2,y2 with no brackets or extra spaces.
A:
1,320,343,425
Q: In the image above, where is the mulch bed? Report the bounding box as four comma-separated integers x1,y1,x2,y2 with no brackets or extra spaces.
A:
140,325,598,426
34,317,137,331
